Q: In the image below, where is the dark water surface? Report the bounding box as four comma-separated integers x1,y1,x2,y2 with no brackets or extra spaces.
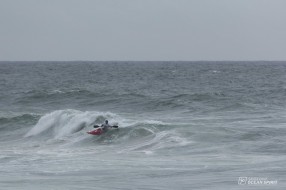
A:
0,61,285,189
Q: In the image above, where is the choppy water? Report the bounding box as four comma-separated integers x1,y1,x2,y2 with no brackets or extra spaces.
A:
0,61,286,189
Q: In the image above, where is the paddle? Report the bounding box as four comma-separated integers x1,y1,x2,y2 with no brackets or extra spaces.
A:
93,125,118,128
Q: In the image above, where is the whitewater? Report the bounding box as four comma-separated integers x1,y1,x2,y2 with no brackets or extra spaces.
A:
0,61,285,189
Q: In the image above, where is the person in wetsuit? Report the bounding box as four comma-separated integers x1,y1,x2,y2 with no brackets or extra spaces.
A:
101,120,112,132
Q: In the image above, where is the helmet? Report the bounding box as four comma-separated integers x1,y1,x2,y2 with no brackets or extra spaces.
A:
105,120,108,124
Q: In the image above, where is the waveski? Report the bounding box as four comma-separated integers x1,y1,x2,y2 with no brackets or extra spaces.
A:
87,125,119,135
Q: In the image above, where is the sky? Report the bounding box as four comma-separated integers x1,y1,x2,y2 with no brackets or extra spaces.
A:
0,0,286,61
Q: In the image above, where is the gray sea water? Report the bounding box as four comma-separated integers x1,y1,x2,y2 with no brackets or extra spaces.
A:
0,61,285,189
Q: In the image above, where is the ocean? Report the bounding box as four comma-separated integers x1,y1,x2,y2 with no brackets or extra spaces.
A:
0,61,285,189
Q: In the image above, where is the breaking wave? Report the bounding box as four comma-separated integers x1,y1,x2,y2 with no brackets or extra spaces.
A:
24,109,191,153
24,109,119,138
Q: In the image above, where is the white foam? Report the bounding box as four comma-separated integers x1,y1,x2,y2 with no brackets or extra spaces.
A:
118,129,192,154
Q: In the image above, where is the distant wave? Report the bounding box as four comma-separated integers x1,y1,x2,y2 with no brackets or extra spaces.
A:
0,112,40,129
18,88,94,100
144,92,227,110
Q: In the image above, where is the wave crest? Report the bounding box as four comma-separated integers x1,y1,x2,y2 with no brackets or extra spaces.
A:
24,109,118,138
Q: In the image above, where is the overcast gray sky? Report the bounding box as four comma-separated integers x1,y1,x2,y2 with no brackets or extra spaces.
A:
0,0,285,61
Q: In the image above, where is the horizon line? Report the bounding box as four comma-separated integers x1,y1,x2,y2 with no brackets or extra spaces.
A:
1,60,286,63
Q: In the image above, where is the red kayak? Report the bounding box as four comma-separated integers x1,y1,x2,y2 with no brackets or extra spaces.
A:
87,128,103,135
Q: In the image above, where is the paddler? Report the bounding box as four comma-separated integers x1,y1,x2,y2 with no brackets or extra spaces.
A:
101,120,112,132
